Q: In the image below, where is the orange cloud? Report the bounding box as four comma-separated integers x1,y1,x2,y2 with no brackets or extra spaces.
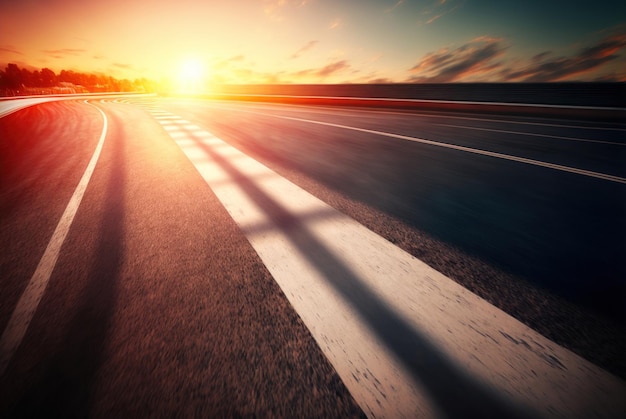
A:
315,60,350,77
408,31,626,83
385,0,405,13
290,41,318,59
263,0,309,21
113,62,133,69
408,37,506,82
42,48,86,59
328,17,342,29
0,46,23,56
417,0,462,25
499,33,626,81
293,60,350,79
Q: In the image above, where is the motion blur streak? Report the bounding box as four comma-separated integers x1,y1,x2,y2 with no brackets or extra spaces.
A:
224,107,626,184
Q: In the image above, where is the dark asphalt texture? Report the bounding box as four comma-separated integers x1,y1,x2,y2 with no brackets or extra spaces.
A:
1,97,624,416
0,101,364,417
158,99,626,379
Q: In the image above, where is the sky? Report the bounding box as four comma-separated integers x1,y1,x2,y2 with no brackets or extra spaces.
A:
1,0,625,87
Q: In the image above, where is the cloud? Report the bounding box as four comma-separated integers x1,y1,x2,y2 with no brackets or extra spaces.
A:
328,17,342,30
42,48,85,55
315,60,350,77
385,0,405,13
263,0,309,21
224,54,245,63
368,77,393,84
531,51,552,63
0,46,23,55
42,48,85,59
263,0,287,20
424,13,444,24
499,33,626,81
113,62,133,69
290,40,318,59
408,31,626,82
417,0,462,25
214,54,245,69
204,56,355,84
282,60,351,81
408,37,506,82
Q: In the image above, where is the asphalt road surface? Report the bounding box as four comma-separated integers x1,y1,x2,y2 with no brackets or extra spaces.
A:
1,97,624,417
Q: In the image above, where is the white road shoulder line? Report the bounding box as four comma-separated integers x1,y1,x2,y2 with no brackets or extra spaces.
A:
0,101,107,376
155,113,626,418
225,108,626,184
433,122,625,146
217,101,626,131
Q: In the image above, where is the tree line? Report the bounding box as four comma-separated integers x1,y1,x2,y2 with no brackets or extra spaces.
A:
0,63,157,96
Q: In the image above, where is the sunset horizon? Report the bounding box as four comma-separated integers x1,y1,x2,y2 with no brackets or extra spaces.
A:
2,0,625,92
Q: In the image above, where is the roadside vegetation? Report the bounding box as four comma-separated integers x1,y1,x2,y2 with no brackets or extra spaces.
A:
0,63,157,97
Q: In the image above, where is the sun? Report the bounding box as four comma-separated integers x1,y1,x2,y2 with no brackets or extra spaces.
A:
176,58,207,94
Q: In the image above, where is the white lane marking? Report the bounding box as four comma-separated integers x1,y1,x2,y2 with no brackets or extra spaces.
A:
433,123,625,146
0,101,108,376
225,108,626,184
209,93,625,111
215,101,626,132
155,114,626,418
424,113,626,131
154,115,182,120
422,113,626,131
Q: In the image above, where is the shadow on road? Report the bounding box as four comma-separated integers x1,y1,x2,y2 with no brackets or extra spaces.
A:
192,132,536,418
10,109,126,416
214,115,626,323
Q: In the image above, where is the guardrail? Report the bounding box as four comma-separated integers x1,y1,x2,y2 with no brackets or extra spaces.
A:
0,92,153,101
0,93,155,118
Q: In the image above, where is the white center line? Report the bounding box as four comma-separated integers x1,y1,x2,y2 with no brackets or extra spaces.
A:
226,108,626,184
0,101,108,376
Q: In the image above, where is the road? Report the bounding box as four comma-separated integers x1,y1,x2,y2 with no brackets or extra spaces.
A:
0,97,624,417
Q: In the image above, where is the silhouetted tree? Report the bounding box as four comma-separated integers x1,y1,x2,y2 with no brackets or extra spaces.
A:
1,62,157,96
20,67,33,87
40,68,56,87
30,70,43,87
4,64,22,90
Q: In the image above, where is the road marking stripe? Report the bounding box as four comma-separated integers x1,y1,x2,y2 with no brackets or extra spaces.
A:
432,123,625,146
217,101,626,132
154,115,183,120
210,93,625,111
227,108,626,184
0,101,107,376
425,113,626,131
154,113,626,418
